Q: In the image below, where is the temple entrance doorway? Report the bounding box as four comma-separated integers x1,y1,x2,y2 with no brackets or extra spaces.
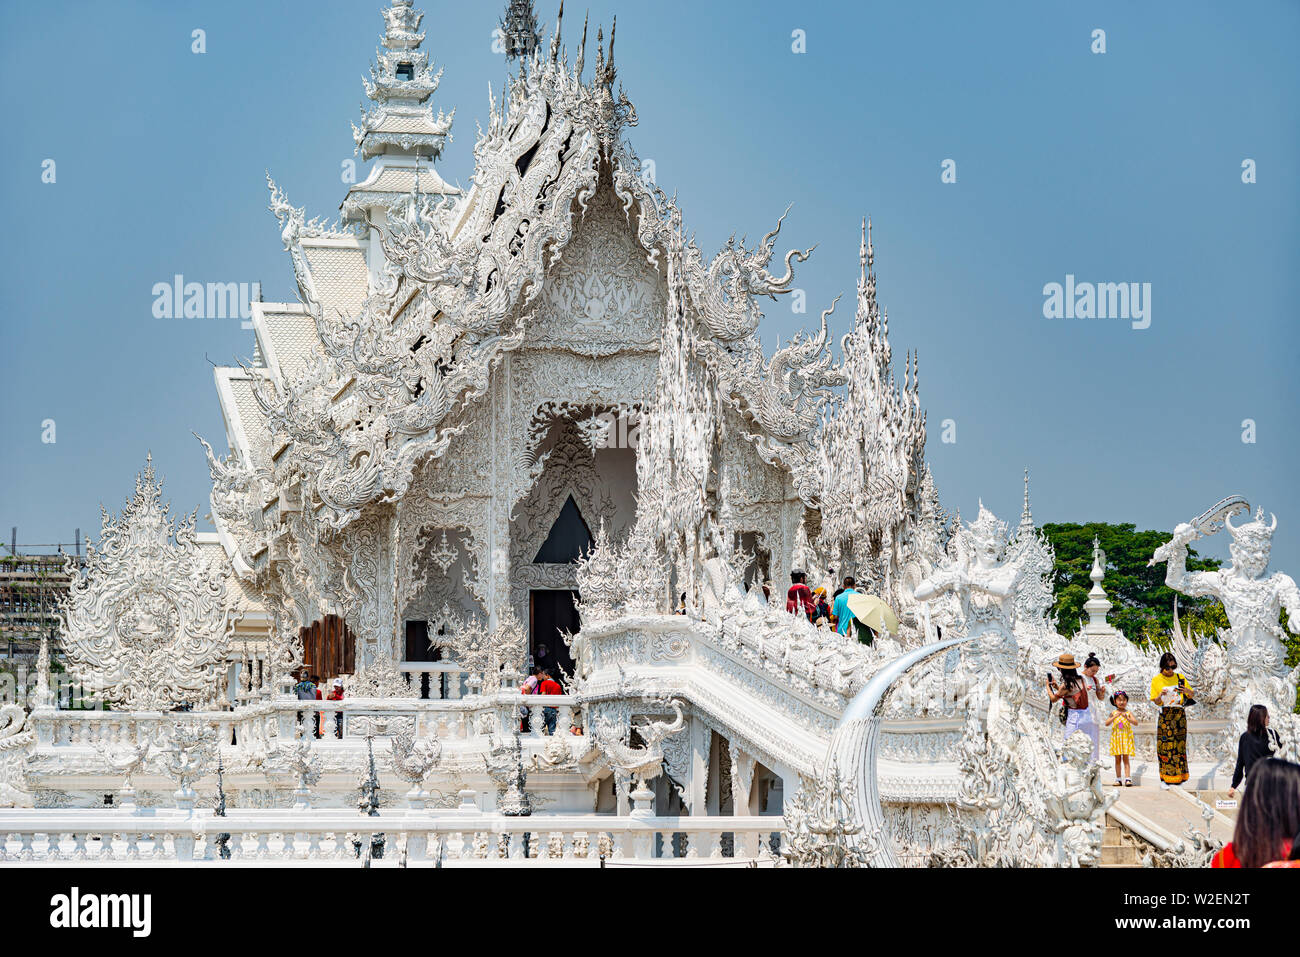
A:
299,614,355,681
528,589,578,688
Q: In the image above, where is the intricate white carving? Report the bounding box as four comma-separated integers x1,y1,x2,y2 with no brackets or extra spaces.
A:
782,762,880,867
389,726,442,801
60,456,240,710
1153,502,1300,757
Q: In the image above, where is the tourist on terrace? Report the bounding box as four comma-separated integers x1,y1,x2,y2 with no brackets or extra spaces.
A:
1081,653,1108,710
537,668,564,735
294,669,317,734
1212,758,1300,867
830,577,860,636
520,665,541,732
1148,652,1194,789
326,677,345,739
786,569,816,619
311,674,323,737
1104,691,1135,787
1229,704,1280,798
812,586,831,623
1047,653,1100,761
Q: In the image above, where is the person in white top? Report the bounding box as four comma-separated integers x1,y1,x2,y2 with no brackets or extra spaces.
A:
1047,652,1102,762
1082,652,1110,726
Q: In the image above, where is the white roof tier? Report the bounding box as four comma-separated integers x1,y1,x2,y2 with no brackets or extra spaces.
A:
301,239,370,322
342,158,459,222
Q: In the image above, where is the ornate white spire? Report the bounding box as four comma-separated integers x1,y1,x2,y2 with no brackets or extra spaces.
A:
501,0,542,61
344,1,459,223
352,0,453,161
1082,536,1116,637
1016,468,1035,538
1006,468,1057,637
819,218,928,604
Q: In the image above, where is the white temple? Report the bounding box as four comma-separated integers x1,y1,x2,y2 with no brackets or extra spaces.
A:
0,1,1296,868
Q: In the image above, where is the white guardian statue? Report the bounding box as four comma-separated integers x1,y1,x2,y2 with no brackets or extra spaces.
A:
1152,501,1300,755
914,503,1021,706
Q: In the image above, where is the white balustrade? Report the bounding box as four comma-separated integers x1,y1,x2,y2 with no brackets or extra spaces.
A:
0,807,781,866
29,692,584,755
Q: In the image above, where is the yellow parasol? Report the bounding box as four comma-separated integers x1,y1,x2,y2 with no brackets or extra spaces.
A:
844,593,900,636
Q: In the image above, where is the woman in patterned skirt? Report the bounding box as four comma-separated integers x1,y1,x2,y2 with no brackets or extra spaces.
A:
1149,652,1194,788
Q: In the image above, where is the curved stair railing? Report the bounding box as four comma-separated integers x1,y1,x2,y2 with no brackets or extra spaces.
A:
825,634,977,867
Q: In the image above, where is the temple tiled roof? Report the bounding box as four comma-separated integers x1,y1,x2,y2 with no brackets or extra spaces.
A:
302,241,370,320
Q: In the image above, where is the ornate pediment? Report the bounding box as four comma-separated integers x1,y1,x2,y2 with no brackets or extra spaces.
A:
60,456,241,710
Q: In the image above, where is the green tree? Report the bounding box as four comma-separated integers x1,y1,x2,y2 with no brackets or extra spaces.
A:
1039,523,1222,646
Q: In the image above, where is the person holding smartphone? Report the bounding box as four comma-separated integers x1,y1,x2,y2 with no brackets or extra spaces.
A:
1047,653,1100,761
1149,652,1195,789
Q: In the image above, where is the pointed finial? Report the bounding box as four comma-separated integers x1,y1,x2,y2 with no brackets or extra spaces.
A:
549,0,564,63
575,11,588,77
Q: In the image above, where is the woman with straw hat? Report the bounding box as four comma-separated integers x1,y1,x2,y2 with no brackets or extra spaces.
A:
1046,652,1100,762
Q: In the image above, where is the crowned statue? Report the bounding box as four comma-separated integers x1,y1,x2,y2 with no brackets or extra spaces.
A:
1153,505,1300,754
914,503,1022,707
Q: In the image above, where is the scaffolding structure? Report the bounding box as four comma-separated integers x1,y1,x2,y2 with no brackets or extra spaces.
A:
1,529,83,662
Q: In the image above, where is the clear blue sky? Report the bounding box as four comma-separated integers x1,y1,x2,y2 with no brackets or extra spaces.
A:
2,1,1297,573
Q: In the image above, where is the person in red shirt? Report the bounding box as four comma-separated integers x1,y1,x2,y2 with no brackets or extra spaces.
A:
537,669,564,735
1212,758,1300,867
786,570,815,619
326,677,344,739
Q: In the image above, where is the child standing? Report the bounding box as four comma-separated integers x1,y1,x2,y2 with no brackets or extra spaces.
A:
1105,691,1135,786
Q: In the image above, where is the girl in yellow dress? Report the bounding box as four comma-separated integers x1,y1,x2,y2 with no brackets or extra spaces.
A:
1105,691,1135,786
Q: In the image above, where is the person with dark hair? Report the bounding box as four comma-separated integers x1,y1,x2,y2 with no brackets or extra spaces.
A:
1212,758,1300,867
1265,829,1300,868
830,577,859,636
537,668,563,735
1229,704,1280,797
326,677,345,739
310,674,324,738
1047,652,1100,760
293,669,317,736
1149,652,1194,788
1080,652,1110,740
1081,652,1108,703
1104,691,1135,786
786,570,816,619
519,665,542,732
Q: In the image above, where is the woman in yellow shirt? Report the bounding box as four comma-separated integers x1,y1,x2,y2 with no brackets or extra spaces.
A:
1149,652,1194,788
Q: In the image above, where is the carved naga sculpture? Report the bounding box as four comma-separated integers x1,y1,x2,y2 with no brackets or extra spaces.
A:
694,207,813,344
592,699,686,796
